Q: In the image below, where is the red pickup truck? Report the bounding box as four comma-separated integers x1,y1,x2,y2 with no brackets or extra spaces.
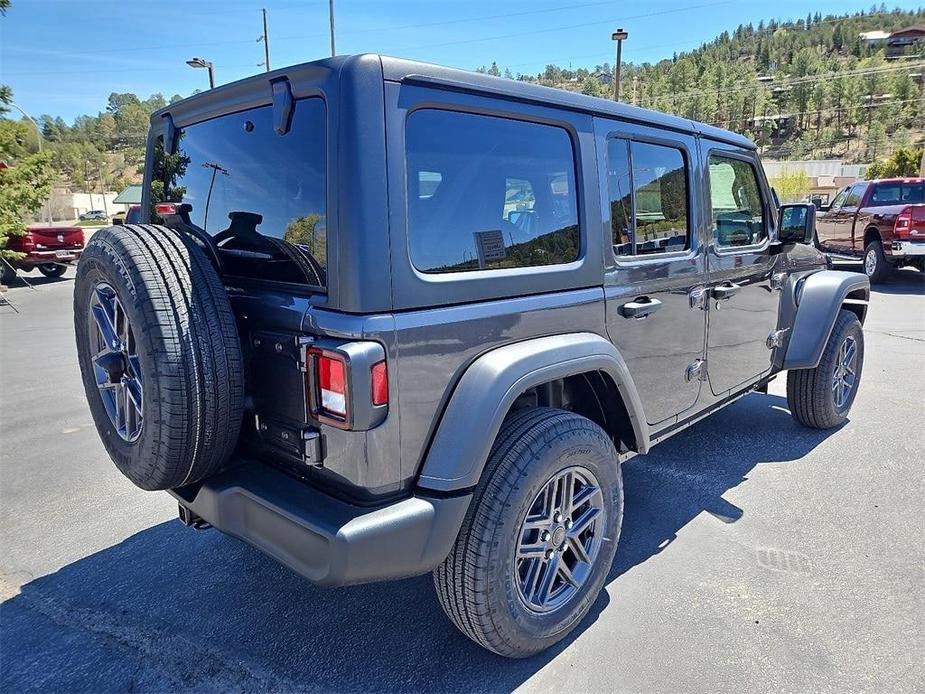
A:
1,225,85,284
815,177,925,283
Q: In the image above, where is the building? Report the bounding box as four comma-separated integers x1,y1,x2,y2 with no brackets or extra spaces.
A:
42,187,123,222
762,160,868,206
859,25,925,59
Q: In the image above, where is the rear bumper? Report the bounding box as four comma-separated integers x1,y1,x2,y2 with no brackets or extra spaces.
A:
18,249,83,265
891,240,925,258
169,463,471,587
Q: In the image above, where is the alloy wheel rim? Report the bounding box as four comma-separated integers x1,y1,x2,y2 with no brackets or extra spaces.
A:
865,249,877,276
88,282,144,442
832,335,858,410
514,465,605,613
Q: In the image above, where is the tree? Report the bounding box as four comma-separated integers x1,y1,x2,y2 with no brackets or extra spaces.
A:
865,147,924,179
282,213,325,260
769,169,811,202
0,151,57,260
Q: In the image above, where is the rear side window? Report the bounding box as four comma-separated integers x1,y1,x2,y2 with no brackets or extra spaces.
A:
154,98,327,287
869,182,924,205
405,109,579,273
708,155,767,248
607,138,690,257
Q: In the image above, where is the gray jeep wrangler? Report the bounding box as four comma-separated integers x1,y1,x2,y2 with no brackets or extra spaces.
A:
74,55,869,657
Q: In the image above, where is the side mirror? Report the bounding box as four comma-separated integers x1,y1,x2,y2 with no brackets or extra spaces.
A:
778,203,816,244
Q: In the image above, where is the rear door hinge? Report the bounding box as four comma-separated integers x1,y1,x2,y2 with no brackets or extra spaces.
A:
686,358,707,382
766,328,790,350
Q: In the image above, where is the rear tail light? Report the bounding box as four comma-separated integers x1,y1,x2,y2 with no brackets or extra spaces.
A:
22,233,35,251
311,348,348,420
305,342,388,430
894,208,912,238
154,203,178,216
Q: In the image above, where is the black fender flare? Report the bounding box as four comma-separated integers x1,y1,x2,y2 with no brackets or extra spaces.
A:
782,270,869,370
416,332,649,493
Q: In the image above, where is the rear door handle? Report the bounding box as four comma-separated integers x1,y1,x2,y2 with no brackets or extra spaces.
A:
619,297,662,319
712,283,741,301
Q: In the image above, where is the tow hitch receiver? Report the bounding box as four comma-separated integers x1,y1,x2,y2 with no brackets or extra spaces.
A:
178,504,212,530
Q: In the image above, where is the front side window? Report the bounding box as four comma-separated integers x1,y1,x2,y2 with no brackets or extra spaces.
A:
406,109,579,273
828,188,849,209
154,98,327,287
844,184,866,208
607,138,690,257
708,155,767,248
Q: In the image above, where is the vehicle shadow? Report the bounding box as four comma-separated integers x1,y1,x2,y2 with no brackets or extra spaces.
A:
1,393,840,693
2,273,74,290
830,262,924,296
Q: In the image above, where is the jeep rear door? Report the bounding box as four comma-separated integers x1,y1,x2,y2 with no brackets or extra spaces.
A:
596,119,708,427
702,144,780,396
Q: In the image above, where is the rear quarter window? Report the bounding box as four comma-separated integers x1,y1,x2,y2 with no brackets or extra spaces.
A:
405,109,579,273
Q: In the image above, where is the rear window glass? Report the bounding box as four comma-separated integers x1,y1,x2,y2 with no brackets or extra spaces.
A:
153,98,327,287
869,182,924,206
406,109,579,273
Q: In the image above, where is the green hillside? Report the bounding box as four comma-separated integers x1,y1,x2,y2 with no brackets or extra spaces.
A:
488,7,925,162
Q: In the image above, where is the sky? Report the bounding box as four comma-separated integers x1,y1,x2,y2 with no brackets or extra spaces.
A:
1,0,922,122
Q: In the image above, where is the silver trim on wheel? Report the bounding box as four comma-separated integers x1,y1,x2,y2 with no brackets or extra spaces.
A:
88,282,144,442
832,335,858,410
514,465,605,613
864,247,877,277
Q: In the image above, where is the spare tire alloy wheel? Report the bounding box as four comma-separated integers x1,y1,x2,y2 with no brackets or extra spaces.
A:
88,282,143,442
75,224,244,491
515,466,605,613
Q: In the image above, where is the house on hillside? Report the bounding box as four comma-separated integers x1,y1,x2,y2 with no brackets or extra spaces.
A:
886,25,925,59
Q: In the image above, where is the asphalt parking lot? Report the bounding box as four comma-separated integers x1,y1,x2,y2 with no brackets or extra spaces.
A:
1,265,923,693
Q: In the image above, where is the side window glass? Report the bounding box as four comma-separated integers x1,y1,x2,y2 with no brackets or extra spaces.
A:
829,188,849,210
606,138,633,256
607,138,690,257
708,155,767,248
844,184,864,207
406,109,579,273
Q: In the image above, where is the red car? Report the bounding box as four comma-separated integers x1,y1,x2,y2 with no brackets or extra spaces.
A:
1,225,85,283
815,177,925,282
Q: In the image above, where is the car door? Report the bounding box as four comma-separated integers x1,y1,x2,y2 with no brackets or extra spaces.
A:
704,145,781,396
598,121,708,427
815,186,849,250
837,183,866,252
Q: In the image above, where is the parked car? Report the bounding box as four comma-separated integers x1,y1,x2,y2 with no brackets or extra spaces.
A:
814,177,925,282
1,225,84,283
112,204,142,226
72,55,869,658
79,210,108,221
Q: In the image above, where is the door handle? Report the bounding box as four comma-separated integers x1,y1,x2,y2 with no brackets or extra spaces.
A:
712,282,741,301
619,297,662,319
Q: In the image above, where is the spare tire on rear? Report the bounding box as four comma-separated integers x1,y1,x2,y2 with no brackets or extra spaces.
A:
74,224,244,490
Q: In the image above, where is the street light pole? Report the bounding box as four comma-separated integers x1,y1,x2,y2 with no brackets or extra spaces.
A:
186,58,215,88
329,0,336,57
8,101,52,222
611,29,629,102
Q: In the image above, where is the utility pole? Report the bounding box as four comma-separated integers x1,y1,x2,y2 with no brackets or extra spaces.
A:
611,29,629,101
329,0,336,57
97,162,109,219
260,8,271,71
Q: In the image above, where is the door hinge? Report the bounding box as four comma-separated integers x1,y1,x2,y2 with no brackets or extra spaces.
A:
766,328,790,350
770,272,787,290
686,359,707,382
688,286,709,311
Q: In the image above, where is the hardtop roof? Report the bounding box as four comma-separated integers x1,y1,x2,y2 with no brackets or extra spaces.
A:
154,53,755,150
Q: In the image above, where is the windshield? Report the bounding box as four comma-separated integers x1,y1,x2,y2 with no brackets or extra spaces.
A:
153,97,327,288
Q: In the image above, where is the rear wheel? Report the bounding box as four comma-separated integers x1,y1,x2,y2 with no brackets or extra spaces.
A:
37,263,67,278
786,309,864,429
863,239,891,284
74,224,244,490
1,260,16,285
434,407,623,658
